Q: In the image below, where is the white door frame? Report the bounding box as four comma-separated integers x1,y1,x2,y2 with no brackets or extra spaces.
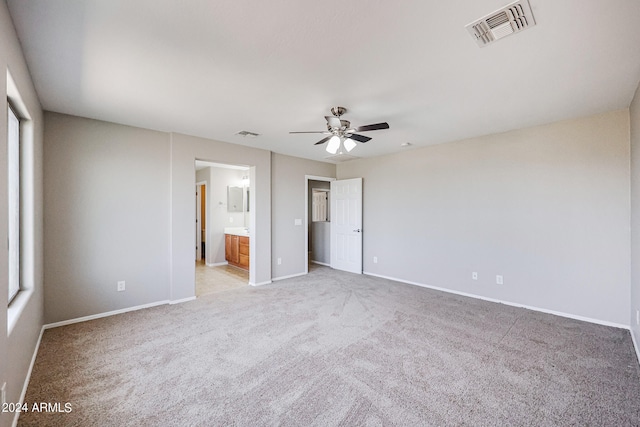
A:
195,184,202,260
304,175,335,274
195,181,206,262
192,162,254,294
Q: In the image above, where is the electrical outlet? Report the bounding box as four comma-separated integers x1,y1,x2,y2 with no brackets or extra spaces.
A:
277,258,282,265
373,256,378,264
1,382,6,406
117,281,126,292
496,275,503,285
472,272,478,280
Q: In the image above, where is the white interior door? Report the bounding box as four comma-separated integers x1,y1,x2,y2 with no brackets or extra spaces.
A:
195,185,201,260
330,178,362,274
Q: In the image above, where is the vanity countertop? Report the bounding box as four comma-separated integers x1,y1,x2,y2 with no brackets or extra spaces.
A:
224,227,250,237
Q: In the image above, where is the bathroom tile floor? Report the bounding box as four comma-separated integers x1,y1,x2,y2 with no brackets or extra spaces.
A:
195,261,249,296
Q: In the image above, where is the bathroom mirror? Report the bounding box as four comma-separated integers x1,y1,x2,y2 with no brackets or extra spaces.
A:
227,186,243,212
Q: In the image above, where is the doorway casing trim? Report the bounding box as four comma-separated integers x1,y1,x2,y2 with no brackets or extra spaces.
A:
195,180,206,262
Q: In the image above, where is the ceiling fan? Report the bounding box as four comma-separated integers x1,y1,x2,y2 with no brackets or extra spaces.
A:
290,107,389,154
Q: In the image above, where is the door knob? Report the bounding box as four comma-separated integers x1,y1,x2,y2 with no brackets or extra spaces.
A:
353,229,361,233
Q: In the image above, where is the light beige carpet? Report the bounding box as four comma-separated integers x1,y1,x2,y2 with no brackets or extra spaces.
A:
18,266,640,426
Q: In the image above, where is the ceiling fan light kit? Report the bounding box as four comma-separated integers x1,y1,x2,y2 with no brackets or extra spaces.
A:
290,106,389,155
325,136,357,155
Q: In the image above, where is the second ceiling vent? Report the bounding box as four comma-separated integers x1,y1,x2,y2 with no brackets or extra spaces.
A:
466,0,536,47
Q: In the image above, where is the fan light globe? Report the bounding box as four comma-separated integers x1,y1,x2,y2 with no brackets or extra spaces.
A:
326,136,340,154
344,138,356,152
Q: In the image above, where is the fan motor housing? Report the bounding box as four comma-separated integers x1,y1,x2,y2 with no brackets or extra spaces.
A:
331,106,347,117
326,120,351,132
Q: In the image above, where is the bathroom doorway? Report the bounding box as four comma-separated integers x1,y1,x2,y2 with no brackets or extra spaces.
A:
195,160,252,296
305,175,335,274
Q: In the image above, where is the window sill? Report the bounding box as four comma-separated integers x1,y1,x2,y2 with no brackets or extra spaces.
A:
8,289,33,336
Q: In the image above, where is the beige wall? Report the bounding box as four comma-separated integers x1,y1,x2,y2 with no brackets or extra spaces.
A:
44,113,171,323
630,81,640,352
339,110,630,326
271,153,335,279
1,2,45,426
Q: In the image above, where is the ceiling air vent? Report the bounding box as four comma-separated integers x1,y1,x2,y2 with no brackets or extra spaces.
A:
325,153,360,163
466,0,536,47
235,130,259,137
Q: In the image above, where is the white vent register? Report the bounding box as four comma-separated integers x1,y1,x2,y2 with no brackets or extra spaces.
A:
466,0,536,47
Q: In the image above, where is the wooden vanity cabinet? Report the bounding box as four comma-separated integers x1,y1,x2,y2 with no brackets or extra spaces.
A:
225,234,249,270
238,236,249,269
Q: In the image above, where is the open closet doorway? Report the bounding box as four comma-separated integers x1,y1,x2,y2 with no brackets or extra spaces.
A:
195,160,253,296
305,175,335,274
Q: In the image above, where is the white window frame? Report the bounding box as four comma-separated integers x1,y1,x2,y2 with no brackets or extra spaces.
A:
7,102,20,304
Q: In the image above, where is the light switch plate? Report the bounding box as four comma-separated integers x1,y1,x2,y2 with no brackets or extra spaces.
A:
294,219,302,226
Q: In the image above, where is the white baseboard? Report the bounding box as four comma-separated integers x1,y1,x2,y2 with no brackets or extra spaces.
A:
363,271,629,330
272,272,307,282
251,280,272,286
206,261,228,267
43,300,170,330
170,296,196,305
310,260,330,267
12,326,44,427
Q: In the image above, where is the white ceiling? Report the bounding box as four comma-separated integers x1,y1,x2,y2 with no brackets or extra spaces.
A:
7,0,640,163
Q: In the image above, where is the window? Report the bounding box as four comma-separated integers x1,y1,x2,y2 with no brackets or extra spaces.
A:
8,102,20,303
7,70,34,332
312,189,329,222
